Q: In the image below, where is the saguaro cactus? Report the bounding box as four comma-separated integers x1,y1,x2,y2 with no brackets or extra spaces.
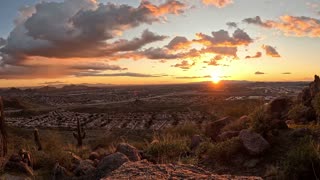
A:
34,128,42,150
73,117,86,147
0,96,7,156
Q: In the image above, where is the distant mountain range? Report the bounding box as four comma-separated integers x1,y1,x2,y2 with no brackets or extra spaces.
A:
0,80,311,91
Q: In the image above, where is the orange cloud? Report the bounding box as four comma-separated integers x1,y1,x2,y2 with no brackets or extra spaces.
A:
166,36,192,50
141,0,186,16
194,29,253,47
245,52,262,59
262,45,281,58
202,0,233,8
244,15,320,37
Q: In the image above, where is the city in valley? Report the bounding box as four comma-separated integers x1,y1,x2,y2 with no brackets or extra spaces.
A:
1,81,305,130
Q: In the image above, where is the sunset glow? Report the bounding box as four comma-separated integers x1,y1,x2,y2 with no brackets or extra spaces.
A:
211,72,221,84
0,0,319,87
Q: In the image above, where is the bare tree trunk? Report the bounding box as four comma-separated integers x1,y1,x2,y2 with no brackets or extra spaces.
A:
0,96,8,156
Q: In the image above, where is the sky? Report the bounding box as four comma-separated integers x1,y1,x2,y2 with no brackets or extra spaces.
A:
0,0,319,87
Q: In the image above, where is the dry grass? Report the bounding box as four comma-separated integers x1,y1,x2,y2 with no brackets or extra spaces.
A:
145,133,190,164
221,117,249,132
197,137,243,165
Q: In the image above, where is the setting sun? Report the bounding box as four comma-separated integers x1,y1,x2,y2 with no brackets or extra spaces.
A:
211,72,221,84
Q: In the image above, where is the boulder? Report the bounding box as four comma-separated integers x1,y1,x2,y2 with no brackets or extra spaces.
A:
96,152,129,178
239,129,270,155
53,163,69,180
9,153,23,162
70,152,82,164
4,161,34,177
115,143,141,162
4,153,33,177
222,115,250,132
239,115,250,122
285,120,294,125
73,159,96,176
270,119,288,130
89,152,100,161
205,117,233,140
290,128,312,138
190,135,203,150
266,97,292,119
218,131,239,141
243,159,260,168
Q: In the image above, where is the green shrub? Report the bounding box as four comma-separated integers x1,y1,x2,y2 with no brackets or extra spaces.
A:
283,138,320,180
288,104,309,121
200,137,243,165
249,106,271,135
145,134,190,163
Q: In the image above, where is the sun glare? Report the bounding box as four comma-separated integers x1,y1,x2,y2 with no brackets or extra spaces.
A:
211,72,221,84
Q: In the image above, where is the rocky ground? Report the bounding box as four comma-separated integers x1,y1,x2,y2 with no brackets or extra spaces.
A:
104,160,262,180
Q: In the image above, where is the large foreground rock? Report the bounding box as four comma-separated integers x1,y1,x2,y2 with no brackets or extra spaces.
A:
218,131,239,141
116,143,141,162
239,129,270,155
96,152,129,178
73,159,96,176
4,153,33,177
205,117,234,140
53,163,69,180
102,160,262,180
267,97,292,119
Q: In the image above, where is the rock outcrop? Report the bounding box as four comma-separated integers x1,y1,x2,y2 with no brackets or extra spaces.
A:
239,129,270,155
218,131,239,141
205,117,234,140
266,97,292,120
4,151,33,177
298,75,320,106
102,160,262,180
53,163,69,180
116,143,141,162
73,159,96,176
96,152,129,179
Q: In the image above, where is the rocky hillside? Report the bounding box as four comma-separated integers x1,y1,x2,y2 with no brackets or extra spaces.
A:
104,160,262,180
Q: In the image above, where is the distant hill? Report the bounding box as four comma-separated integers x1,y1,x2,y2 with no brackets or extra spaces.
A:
2,97,47,110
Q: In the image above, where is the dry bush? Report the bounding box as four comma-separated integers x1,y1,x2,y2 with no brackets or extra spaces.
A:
212,100,264,118
288,104,310,121
33,132,73,170
145,133,190,163
222,117,249,132
198,137,243,165
249,106,271,135
282,137,320,180
164,123,201,138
